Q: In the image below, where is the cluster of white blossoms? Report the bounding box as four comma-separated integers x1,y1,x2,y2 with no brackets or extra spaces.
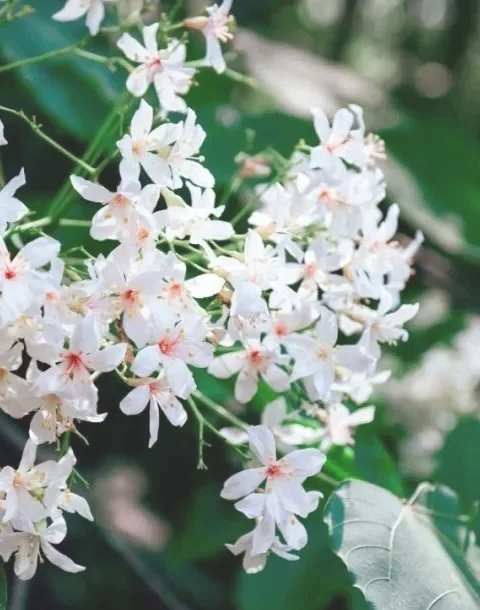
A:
0,0,422,579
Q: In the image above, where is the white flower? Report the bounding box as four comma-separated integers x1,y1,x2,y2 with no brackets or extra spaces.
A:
117,24,195,114
71,174,160,243
44,449,94,521
208,340,290,403
117,101,214,188
186,0,234,74
221,426,325,556
359,291,419,359
0,440,52,524
0,119,6,145
0,513,84,580
287,307,374,400
0,236,60,321
52,0,107,36
310,105,367,171
221,397,322,451
120,373,187,448
318,403,375,449
33,314,127,396
226,529,299,574
157,184,234,244
132,305,213,398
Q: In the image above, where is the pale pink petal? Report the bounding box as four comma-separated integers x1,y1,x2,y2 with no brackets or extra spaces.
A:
70,175,113,203
251,514,275,555
185,273,224,298
52,0,89,22
41,540,85,573
235,369,258,403
221,467,266,500
85,0,105,36
234,493,266,518
117,33,150,63
248,425,276,465
208,352,245,379
282,448,326,478
120,385,150,415
148,397,160,448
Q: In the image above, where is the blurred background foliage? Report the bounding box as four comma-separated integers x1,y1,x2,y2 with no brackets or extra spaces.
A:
2,0,480,609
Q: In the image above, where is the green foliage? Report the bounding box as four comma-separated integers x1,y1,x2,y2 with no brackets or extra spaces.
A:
235,510,351,610
0,1,123,142
382,117,480,261
325,480,480,610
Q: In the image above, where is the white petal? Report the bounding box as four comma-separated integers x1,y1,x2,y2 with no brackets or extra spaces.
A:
208,352,244,379
85,0,105,36
117,32,150,63
206,35,226,74
148,397,160,448
262,365,290,393
41,540,85,573
277,512,307,550
234,493,266,518
251,514,275,555
87,343,126,372
70,175,113,203
235,370,258,404
52,0,89,21
248,425,276,465
131,99,153,140
221,468,266,500
132,346,160,377
185,273,224,298
120,385,150,415
21,236,60,268
347,405,375,426
262,397,287,429
159,395,187,427
126,66,150,97
282,448,326,478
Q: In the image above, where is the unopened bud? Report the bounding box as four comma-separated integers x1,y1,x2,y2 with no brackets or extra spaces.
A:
218,287,232,305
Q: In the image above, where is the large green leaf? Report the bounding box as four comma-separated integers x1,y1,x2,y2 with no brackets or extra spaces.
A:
0,1,124,141
436,418,480,508
325,479,480,610
236,511,351,610
382,117,480,260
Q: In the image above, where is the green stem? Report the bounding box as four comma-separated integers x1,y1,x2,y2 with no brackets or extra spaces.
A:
0,41,87,74
46,91,133,223
193,390,248,430
58,431,71,458
187,397,207,469
0,105,96,174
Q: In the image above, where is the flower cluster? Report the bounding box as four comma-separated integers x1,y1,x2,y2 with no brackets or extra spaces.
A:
0,0,421,580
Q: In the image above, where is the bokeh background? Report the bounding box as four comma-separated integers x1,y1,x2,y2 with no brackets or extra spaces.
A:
2,0,480,608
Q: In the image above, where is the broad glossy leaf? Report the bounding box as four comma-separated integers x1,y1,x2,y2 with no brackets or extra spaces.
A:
0,1,124,141
325,480,480,610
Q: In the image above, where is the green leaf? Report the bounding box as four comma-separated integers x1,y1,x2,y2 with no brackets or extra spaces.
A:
325,479,480,610
382,117,480,260
0,1,124,142
236,511,351,610
195,106,312,184
436,417,480,508
166,483,246,562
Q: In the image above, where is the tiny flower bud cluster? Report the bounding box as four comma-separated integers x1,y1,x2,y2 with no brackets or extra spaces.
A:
0,0,421,579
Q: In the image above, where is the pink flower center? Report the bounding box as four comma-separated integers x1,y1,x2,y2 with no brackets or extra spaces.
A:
64,352,85,377
266,462,283,479
111,194,131,208
158,336,179,357
247,348,265,368
274,322,288,337
3,265,17,280
122,288,141,313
